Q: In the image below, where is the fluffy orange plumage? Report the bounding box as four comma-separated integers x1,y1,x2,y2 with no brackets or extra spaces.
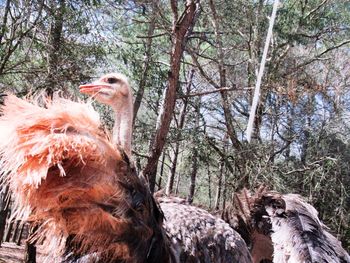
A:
0,94,167,262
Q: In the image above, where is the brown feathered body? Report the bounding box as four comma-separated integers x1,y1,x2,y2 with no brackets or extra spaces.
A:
223,187,350,263
0,94,252,263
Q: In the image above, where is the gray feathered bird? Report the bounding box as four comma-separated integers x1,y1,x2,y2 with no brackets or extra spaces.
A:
223,187,350,263
159,195,252,263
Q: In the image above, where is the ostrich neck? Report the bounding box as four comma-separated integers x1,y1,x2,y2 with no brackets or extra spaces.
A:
111,98,133,157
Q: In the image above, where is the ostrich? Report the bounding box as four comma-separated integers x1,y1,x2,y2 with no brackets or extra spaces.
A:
0,95,171,262
0,93,252,262
79,73,253,263
223,187,350,263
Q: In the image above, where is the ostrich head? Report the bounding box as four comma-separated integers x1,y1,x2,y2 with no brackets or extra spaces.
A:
79,73,133,157
79,73,131,106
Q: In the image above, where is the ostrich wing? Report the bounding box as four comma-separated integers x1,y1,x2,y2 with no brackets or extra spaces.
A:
159,196,252,263
271,194,350,263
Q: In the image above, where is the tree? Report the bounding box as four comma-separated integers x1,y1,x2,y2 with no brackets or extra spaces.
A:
141,0,199,192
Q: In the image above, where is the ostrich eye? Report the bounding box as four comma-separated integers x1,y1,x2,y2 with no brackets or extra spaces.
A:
107,77,119,84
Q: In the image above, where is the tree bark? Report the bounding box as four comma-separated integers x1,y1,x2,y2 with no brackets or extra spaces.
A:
214,134,229,210
174,159,182,195
222,164,228,210
157,151,166,189
208,0,242,150
166,147,179,195
214,158,224,210
187,149,198,204
247,0,266,141
207,161,212,209
133,1,157,124
165,69,193,195
187,98,201,204
0,0,11,46
142,0,198,192
46,0,66,96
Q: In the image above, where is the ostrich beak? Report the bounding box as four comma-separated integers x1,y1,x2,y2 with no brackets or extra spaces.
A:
79,81,112,95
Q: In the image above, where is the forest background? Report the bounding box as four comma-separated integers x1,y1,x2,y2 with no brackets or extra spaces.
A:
0,0,349,250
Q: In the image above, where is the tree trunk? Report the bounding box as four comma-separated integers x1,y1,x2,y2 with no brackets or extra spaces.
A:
46,0,66,96
165,69,193,195
166,147,178,195
157,151,167,190
0,0,11,46
187,99,201,204
209,0,242,150
175,163,182,195
207,161,212,209
11,220,20,242
187,149,198,204
142,0,198,192
133,1,157,124
222,164,228,210
214,158,224,210
248,0,267,141
301,95,314,165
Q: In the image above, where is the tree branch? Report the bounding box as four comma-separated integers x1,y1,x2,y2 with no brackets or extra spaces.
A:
285,40,350,76
177,86,253,99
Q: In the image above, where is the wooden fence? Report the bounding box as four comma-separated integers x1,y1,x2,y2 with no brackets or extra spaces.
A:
0,188,37,263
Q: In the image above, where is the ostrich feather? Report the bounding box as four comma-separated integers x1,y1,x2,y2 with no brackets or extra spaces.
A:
222,187,273,263
0,95,114,217
224,188,350,263
159,196,252,263
270,194,350,263
0,94,168,262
